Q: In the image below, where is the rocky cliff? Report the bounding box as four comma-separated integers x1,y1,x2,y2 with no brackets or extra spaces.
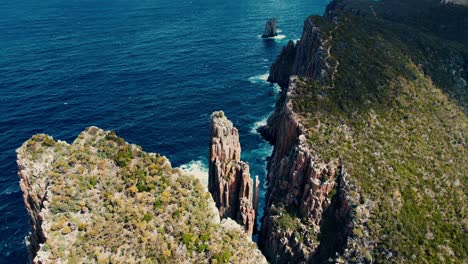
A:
258,76,352,263
209,111,258,236
261,1,467,262
18,127,266,263
262,16,335,142
267,17,329,89
259,17,353,264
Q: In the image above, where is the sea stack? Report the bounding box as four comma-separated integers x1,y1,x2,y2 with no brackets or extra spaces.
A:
262,18,278,38
208,111,258,236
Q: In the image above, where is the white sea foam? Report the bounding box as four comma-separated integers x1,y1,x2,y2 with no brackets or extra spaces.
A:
257,34,287,41
179,160,209,189
273,34,287,40
248,72,269,84
250,117,268,134
277,29,283,33
273,83,281,94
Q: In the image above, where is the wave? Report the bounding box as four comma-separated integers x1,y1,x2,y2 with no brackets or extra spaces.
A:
273,83,281,94
248,72,269,84
250,117,268,134
179,160,209,189
257,34,287,41
273,34,286,40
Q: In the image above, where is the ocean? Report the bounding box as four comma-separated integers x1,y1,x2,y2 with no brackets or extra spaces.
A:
0,0,329,261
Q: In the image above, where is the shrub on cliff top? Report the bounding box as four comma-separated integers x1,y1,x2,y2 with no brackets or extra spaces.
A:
288,13,467,263
18,127,266,263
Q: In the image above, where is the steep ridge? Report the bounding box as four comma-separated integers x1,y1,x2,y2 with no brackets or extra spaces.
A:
208,111,258,236
17,127,266,263
259,18,353,263
258,77,352,263
260,1,467,263
325,0,468,108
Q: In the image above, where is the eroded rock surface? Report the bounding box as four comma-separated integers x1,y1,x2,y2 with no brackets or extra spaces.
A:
268,17,329,89
209,111,258,236
258,78,350,263
259,15,352,263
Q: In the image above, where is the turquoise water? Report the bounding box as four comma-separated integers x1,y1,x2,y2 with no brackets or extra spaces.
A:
0,0,329,261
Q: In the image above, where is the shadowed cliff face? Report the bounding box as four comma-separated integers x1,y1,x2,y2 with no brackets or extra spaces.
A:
258,77,352,264
258,17,353,263
17,143,51,261
209,111,258,236
268,17,330,89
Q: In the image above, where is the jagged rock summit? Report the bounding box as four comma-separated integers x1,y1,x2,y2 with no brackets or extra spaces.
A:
208,111,259,236
17,127,266,263
262,18,278,38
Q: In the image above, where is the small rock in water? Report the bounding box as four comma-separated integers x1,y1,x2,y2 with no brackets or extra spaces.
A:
262,18,278,38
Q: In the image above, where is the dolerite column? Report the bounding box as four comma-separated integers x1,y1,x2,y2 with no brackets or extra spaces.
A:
208,111,256,236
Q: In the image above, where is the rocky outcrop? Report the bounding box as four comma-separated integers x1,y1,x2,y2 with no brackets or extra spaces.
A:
209,111,258,236
17,144,52,262
267,40,297,88
18,128,267,263
258,77,346,263
261,17,330,143
262,18,278,38
259,15,351,263
267,17,329,89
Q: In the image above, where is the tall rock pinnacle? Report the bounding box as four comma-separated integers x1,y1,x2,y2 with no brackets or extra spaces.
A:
262,18,278,38
208,111,258,236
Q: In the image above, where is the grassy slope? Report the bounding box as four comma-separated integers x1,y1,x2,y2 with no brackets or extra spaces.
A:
292,14,467,262
20,127,263,263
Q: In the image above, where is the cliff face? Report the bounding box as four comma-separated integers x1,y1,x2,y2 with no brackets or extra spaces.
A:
259,76,351,263
209,111,258,236
262,16,333,141
17,142,53,261
18,127,266,263
259,17,352,263
262,1,467,262
268,17,329,89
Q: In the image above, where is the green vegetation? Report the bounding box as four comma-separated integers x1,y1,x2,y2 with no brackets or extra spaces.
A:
271,207,312,246
290,12,467,263
19,127,265,263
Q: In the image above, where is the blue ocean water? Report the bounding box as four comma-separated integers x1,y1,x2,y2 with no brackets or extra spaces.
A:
0,0,329,261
